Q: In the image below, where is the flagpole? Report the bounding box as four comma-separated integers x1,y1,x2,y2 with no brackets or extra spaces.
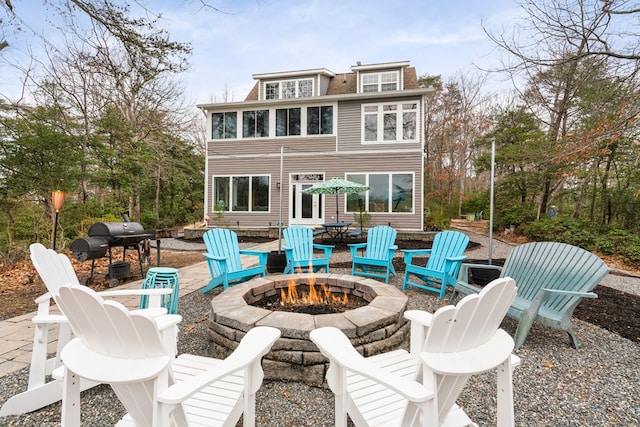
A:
278,145,284,252
488,138,495,264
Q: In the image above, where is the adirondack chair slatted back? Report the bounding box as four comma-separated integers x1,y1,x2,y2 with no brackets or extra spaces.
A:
57,286,166,359
365,226,397,260
203,228,243,276
425,277,517,424
425,231,470,277
57,286,183,426
501,242,608,312
283,226,314,262
30,243,81,299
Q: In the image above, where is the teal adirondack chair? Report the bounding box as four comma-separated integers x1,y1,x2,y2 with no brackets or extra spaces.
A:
201,228,269,293
348,225,398,283
283,225,334,274
453,241,610,348
402,230,469,298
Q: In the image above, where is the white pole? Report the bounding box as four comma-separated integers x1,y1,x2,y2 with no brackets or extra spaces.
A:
278,145,284,252
488,139,495,264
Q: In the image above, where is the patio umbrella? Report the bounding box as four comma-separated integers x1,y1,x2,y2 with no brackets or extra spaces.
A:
303,177,369,223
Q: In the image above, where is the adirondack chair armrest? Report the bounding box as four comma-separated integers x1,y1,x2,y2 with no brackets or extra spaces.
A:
100,288,173,297
311,328,433,402
100,288,173,310
202,253,227,262
404,310,433,357
157,327,280,404
32,313,67,325
401,248,432,264
348,243,367,256
541,288,598,299
444,255,467,263
239,249,270,257
313,243,334,257
421,329,515,375
34,292,53,305
202,253,230,273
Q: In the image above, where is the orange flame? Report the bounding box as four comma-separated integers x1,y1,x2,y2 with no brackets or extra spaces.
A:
280,278,349,306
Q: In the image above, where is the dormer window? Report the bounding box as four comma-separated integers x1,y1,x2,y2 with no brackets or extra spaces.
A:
264,78,313,99
361,71,399,93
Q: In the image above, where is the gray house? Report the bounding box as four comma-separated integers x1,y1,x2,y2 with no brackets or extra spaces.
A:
197,60,431,231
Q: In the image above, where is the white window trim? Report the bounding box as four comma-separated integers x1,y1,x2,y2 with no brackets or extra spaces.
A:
361,101,418,144
210,102,337,140
212,174,271,213
345,172,415,214
359,70,400,93
263,78,314,100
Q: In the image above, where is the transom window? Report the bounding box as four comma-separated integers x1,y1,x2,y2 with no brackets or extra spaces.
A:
346,173,413,213
264,78,314,100
361,71,399,93
363,102,417,143
213,175,270,212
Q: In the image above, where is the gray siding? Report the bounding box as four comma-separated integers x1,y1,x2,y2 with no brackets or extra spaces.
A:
206,150,423,230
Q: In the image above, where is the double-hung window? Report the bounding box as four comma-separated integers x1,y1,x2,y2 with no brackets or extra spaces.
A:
363,102,417,143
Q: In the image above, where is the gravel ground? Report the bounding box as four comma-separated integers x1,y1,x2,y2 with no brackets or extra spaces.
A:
1,233,638,426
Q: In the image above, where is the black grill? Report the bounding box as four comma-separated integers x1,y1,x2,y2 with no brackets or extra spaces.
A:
71,220,151,286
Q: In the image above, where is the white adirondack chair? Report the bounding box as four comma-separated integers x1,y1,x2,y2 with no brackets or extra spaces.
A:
0,243,181,416
56,285,280,427
310,277,520,427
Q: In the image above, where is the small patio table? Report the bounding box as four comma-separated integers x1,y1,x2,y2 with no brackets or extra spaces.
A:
321,222,352,244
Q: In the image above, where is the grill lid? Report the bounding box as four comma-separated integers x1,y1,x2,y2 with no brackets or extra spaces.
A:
88,222,145,238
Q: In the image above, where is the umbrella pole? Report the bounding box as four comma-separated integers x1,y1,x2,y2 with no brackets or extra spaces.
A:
336,192,339,223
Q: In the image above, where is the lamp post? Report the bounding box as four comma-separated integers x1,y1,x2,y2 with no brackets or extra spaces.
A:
51,191,65,250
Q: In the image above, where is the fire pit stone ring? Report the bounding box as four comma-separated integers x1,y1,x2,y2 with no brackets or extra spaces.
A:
206,273,409,385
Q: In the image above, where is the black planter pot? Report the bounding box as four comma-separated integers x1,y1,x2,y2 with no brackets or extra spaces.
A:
267,251,287,273
465,259,506,286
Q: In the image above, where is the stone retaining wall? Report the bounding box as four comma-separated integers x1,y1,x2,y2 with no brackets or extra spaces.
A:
206,273,409,385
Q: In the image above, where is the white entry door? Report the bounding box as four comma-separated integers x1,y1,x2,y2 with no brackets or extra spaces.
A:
290,174,324,225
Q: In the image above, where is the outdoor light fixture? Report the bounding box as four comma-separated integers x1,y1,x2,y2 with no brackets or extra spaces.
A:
51,191,65,250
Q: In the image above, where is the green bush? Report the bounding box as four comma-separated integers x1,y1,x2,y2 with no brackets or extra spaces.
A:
423,204,450,230
461,191,489,217
523,217,640,267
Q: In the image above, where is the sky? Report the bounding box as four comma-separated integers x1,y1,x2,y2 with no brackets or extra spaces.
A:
0,0,523,104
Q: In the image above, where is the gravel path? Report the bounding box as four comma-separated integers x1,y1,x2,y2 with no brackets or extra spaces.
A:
1,233,638,426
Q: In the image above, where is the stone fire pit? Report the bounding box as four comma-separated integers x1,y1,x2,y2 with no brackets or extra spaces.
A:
206,273,409,385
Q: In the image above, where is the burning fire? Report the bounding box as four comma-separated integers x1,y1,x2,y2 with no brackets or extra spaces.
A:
280,274,349,306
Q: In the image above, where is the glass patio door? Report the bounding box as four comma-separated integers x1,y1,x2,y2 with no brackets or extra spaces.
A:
290,174,324,225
